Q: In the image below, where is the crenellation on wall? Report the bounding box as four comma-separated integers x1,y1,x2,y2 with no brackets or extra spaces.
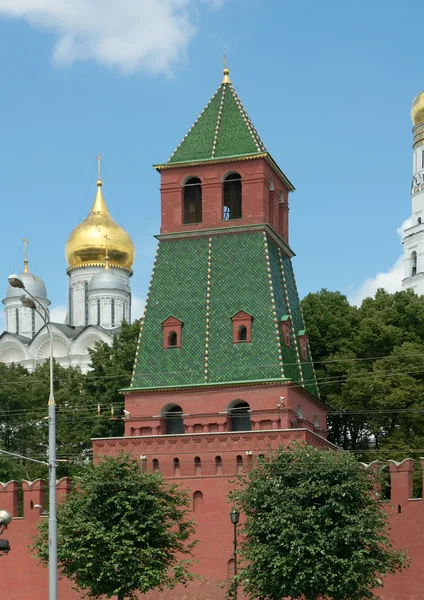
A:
388,458,415,504
0,480,19,517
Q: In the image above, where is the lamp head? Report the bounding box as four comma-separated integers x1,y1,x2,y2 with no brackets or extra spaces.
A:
230,508,240,525
20,295,36,309
8,274,25,289
0,510,12,526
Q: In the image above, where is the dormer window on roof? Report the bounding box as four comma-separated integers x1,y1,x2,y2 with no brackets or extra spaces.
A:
162,316,183,349
280,315,292,347
232,310,253,343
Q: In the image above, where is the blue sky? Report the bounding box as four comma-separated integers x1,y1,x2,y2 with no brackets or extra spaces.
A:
0,0,419,329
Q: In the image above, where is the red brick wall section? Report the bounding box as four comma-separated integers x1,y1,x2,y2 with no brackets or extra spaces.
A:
2,462,424,600
123,382,328,438
159,158,290,241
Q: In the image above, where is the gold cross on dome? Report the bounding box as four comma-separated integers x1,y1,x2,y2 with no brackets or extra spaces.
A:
223,49,227,69
96,154,102,180
22,237,29,258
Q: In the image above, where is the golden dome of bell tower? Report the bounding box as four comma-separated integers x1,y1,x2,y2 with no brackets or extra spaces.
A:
412,90,424,127
65,157,134,271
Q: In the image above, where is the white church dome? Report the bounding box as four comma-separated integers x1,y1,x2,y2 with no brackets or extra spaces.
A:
88,267,127,292
5,271,47,300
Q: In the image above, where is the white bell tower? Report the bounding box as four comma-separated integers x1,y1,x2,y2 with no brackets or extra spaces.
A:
403,90,424,294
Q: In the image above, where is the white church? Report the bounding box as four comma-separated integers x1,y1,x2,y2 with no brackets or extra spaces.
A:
403,90,424,293
0,164,135,373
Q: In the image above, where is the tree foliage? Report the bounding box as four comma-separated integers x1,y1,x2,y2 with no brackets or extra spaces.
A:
302,289,424,457
33,453,196,600
230,444,409,600
0,320,140,482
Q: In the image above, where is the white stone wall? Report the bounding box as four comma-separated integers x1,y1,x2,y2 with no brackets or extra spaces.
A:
403,143,424,294
88,290,129,329
68,266,101,326
3,297,50,338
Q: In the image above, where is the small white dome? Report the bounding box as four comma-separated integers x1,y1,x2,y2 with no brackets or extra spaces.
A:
89,269,127,292
5,272,48,300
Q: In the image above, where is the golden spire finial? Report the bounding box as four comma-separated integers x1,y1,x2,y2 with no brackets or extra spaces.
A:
222,49,231,84
22,237,29,273
104,234,110,270
96,154,102,186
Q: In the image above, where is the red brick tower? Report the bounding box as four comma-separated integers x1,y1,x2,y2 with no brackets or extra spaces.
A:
93,65,331,598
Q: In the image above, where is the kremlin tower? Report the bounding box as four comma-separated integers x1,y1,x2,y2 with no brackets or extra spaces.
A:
93,65,331,597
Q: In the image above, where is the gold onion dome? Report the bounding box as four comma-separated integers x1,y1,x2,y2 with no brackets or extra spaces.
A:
411,90,424,126
65,179,134,270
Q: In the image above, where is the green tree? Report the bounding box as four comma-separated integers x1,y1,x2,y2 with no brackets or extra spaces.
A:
301,288,424,455
230,444,408,600
33,453,196,600
84,319,141,437
0,319,141,481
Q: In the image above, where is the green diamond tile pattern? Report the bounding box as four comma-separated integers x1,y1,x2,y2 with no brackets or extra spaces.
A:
208,231,280,383
131,230,318,397
131,236,210,389
267,239,300,384
281,256,319,397
168,83,266,165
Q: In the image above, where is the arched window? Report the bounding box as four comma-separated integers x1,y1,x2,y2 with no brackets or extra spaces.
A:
313,416,320,430
194,456,202,475
168,331,178,347
152,459,159,472
31,309,35,337
296,404,304,420
228,401,251,432
15,307,19,334
223,173,242,220
215,455,222,475
236,455,243,474
111,299,115,327
162,405,184,435
173,457,181,477
97,299,101,325
84,281,89,326
193,490,203,512
183,177,202,224
238,325,247,342
412,251,418,276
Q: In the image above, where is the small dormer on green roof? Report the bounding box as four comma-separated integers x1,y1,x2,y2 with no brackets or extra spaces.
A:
298,329,307,336
280,315,291,322
165,65,267,166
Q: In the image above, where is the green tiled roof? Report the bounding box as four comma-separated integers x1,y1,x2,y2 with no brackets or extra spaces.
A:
130,230,318,398
167,77,267,165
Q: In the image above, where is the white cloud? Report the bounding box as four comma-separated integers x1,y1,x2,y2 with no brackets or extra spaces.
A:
348,218,410,306
131,295,145,321
0,0,223,74
348,256,404,306
50,304,67,323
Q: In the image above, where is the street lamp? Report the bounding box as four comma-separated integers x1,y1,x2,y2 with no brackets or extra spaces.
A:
229,508,240,600
8,274,57,599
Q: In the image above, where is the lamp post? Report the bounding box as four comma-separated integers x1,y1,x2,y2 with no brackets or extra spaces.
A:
229,508,240,600
8,274,57,600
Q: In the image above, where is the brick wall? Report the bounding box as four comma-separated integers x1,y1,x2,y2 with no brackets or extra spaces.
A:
2,459,424,600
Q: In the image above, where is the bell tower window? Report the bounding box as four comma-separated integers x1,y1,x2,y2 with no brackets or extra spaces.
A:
183,177,202,224
223,173,242,220
412,251,418,277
